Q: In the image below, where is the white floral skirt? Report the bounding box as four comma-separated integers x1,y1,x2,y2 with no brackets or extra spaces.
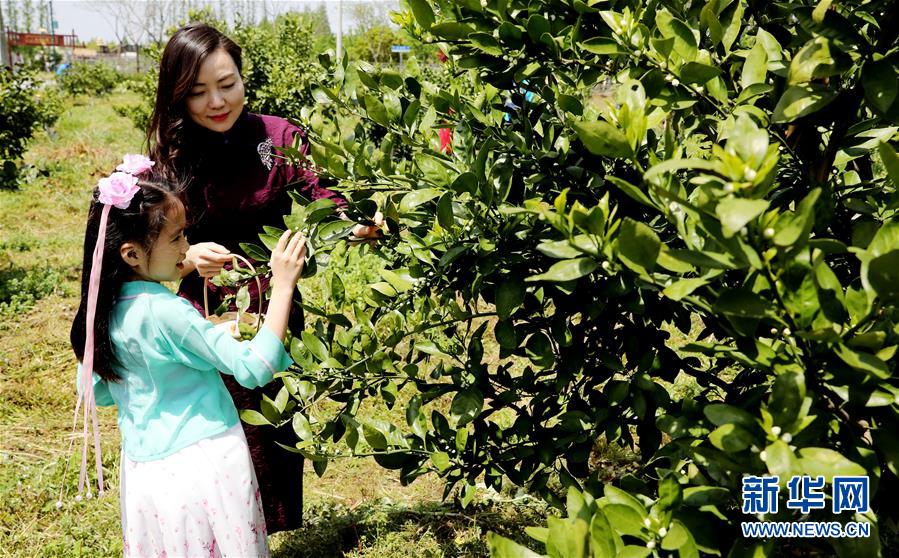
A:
119,424,269,557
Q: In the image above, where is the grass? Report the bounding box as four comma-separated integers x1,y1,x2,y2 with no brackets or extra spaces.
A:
0,89,545,557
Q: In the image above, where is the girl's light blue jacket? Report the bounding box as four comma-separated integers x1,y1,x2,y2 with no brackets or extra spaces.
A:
81,281,292,462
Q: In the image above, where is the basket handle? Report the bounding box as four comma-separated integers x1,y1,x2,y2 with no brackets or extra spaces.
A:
203,253,264,331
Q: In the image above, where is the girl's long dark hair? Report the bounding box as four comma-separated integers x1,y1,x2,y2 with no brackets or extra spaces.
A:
147,23,242,181
70,175,183,381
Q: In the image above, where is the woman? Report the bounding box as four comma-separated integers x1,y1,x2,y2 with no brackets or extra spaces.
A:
146,23,380,534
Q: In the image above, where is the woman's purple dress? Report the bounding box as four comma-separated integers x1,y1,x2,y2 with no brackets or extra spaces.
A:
177,109,342,533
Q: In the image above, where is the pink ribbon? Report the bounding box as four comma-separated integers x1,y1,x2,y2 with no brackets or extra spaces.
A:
61,204,109,504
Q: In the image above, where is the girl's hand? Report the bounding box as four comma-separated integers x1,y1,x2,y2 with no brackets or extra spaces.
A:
270,230,307,290
184,242,232,278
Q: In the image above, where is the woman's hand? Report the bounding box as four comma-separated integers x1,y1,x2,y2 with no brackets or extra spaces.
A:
350,211,386,241
183,242,232,278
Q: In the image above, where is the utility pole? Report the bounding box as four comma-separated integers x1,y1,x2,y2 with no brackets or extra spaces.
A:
335,0,343,61
48,0,56,61
0,3,9,69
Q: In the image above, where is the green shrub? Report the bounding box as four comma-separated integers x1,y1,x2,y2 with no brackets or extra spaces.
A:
0,266,66,320
57,62,121,97
248,0,899,556
0,71,61,189
234,13,323,118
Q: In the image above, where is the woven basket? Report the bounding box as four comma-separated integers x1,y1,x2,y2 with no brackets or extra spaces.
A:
203,254,263,339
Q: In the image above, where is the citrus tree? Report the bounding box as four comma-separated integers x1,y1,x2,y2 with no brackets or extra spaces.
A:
246,0,899,555
0,70,60,188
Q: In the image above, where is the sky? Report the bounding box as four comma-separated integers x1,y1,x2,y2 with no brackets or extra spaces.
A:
15,1,398,43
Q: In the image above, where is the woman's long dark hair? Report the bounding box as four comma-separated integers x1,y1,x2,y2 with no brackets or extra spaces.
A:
146,23,242,181
70,175,183,381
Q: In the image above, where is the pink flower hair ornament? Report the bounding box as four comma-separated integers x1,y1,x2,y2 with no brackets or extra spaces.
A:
116,153,155,175
58,154,154,509
97,172,140,209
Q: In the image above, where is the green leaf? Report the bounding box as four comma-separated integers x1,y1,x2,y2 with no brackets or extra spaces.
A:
740,38,769,89
602,504,645,536
862,60,898,114
470,32,503,56
660,519,689,550
437,192,454,229
663,277,709,301
430,451,451,472
589,508,618,558
657,474,683,511
546,517,589,558
486,533,542,558
379,269,413,292
617,218,661,273
302,331,329,361
581,37,624,55
450,389,484,427
873,429,899,477
868,250,899,302
835,344,890,380
797,448,866,482
769,371,806,429
537,239,582,259
494,320,518,349
400,187,442,212
773,188,821,248
330,273,345,306
713,288,771,318
655,10,697,61
709,423,755,452
430,22,474,40
292,412,313,441
235,285,250,315
573,121,631,158
679,62,721,84
812,0,832,23
877,142,899,188
496,280,526,320
787,36,838,85
525,332,554,368
704,403,757,429
240,409,272,426
716,198,769,238
526,257,598,283
362,422,388,450
763,440,802,480
772,84,837,123
408,0,435,29
615,547,651,558
364,94,389,126
644,158,717,179
683,486,730,507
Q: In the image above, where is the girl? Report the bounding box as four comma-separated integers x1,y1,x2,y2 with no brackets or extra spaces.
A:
68,155,306,556
147,23,383,533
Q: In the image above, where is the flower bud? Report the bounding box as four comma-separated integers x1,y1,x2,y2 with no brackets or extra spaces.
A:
771,426,782,436
763,228,775,239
